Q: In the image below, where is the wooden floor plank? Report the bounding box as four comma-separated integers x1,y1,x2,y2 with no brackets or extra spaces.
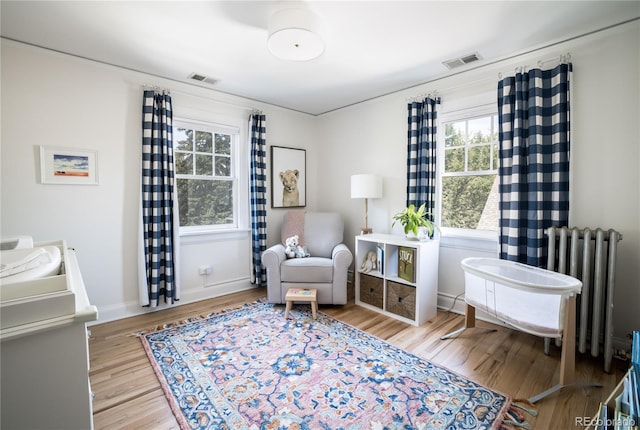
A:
89,286,626,429
93,389,179,430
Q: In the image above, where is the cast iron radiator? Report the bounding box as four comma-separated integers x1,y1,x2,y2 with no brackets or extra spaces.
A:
544,226,623,373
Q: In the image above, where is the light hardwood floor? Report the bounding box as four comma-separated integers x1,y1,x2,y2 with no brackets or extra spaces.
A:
89,286,626,429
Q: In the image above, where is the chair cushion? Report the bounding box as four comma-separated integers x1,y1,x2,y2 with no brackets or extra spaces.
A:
304,213,343,258
280,257,333,283
280,210,307,246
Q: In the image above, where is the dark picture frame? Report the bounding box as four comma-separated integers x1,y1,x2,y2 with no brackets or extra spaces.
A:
270,146,306,208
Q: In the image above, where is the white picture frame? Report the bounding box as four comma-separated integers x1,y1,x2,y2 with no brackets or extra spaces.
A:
40,146,99,185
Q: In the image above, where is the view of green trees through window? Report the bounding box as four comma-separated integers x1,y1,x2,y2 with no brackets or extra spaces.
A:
441,115,498,231
174,125,235,228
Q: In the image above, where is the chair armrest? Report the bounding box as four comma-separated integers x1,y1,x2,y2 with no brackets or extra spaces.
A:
331,243,353,305
262,244,286,303
332,243,353,267
262,243,286,268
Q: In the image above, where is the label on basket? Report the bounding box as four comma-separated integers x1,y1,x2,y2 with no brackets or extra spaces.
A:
398,246,415,283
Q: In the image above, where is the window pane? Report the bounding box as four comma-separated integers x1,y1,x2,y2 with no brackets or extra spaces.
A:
441,174,498,230
468,145,491,171
177,179,233,226
444,147,465,172
441,114,498,232
195,154,213,176
215,134,231,155
445,122,465,147
175,128,193,151
215,155,231,176
174,120,239,230
175,152,193,174
468,117,492,144
195,131,212,153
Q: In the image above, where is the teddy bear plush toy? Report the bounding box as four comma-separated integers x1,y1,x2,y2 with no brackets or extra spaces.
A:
284,235,310,259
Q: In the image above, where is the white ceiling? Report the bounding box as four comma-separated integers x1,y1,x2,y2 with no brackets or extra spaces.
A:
1,1,638,115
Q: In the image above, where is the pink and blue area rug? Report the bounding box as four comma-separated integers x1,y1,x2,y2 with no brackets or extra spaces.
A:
140,302,516,429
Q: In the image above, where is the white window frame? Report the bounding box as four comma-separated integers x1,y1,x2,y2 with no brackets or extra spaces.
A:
437,104,499,240
173,117,248,237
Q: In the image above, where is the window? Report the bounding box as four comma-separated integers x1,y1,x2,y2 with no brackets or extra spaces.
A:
440,113,499,232
174,119,240,232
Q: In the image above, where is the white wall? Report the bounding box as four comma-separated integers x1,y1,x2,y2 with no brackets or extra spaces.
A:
316,21,640,343
2,21,638,342
0,40,318,322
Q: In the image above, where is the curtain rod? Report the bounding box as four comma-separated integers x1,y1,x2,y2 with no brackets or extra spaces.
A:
140,84,257,112
499,52,572,78
406,92,440,103
143,84,170,94
538,53,571,68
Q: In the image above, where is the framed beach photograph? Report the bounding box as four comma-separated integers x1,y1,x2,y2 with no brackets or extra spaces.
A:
40,146,99,185
270,146,306,208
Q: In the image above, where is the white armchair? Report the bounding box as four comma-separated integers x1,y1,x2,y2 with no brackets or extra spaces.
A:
261,212,353,305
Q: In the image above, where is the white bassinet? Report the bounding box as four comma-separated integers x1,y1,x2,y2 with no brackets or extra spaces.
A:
461,258,582,338
441,257,598,402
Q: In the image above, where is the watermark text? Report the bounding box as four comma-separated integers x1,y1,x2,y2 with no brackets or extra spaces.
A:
575,416,636,428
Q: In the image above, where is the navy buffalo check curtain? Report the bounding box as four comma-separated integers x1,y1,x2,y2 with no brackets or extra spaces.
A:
406,97,440,224
249,113,267,285
138,90,180,307
498,63,572,267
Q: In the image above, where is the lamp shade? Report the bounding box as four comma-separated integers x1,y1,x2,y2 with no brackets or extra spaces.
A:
268,9,325,61
351,174,383,199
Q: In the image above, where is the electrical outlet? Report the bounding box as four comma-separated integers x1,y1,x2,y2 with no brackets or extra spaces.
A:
198,265,212,276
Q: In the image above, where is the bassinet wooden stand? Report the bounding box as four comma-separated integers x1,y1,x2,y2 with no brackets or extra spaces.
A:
439,304,497,340
441,295,602,403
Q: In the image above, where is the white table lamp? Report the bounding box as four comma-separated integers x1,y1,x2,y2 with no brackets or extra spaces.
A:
351,174,383,234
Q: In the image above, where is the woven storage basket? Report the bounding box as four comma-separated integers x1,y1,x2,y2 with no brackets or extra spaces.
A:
387,281,416,320
359,273,383,309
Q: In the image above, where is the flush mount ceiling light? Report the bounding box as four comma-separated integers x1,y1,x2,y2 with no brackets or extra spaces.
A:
267,8,325,61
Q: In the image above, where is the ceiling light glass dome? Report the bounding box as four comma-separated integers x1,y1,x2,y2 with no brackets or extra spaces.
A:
268,8,325,62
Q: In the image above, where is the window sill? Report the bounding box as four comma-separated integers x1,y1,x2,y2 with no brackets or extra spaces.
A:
179,228,251,244
438,229,497,253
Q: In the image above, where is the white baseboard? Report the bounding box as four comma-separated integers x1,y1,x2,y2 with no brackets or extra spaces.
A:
89,278,255,325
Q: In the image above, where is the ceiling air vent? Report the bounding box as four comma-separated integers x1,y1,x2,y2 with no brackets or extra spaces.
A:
188,73,218,85
442,52,482,70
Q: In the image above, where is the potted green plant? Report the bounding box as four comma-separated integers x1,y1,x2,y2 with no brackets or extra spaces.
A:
392,203,436,240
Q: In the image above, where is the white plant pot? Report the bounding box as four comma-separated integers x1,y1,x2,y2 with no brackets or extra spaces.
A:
406,227,430,241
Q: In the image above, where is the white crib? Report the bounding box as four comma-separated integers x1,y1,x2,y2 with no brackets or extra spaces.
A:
441,257,599,402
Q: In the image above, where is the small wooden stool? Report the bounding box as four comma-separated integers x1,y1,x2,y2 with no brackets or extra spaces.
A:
284,288,318,319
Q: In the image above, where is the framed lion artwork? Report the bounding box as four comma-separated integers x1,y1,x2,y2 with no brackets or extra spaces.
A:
270,146,306,208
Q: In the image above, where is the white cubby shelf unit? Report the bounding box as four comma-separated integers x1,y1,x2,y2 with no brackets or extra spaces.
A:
354,233,439,326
